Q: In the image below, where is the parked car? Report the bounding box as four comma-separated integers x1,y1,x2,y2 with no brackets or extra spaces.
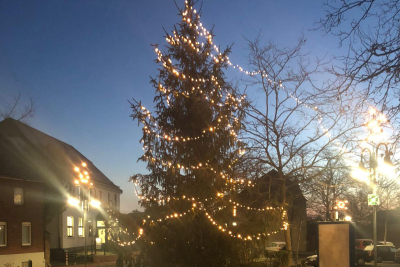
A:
377,241,395,247
265,241,286,252
394,248,400,263
303,254,318,266
355,239,373,250
364,245,397,263
302,249,369,266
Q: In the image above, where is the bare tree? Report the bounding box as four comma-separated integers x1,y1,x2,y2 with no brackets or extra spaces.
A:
317,0,400,116
0,93,36,123
303,152,354,220
346,187,372,224
377,175,400,243
243,36,361,266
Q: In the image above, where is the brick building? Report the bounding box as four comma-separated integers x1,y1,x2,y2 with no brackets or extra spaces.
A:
0,178,45,265
0,118,122,266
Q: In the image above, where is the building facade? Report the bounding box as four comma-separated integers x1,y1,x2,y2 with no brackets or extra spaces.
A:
0,118,122,266
0,177,45,266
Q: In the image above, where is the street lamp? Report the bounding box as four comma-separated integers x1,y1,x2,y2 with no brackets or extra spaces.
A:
358,108,393,267
68,162,100,267
333,200,348,221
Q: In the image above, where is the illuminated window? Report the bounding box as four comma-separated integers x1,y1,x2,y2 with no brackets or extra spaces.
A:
0,222,6,246
67,216,74,237
22,222,31,246
78,217,84,237
14,188,24,205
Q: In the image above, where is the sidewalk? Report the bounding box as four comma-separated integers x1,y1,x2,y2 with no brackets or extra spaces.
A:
55,261,116,267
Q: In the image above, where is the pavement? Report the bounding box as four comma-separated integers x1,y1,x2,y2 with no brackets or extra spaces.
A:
365,262,400,266
55,262,116,267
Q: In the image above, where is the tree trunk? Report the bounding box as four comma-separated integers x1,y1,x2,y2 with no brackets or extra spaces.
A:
295,218,304,264
384,209,388,244
280,176,292,267
284,227,292,267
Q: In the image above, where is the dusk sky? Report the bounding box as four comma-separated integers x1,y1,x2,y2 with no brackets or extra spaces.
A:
0,1,344,213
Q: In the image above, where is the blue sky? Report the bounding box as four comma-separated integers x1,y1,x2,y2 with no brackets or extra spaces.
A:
0,1,343,213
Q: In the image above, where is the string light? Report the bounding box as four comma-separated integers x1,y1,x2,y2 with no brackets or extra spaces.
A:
201,205,282,240
137,103,241,144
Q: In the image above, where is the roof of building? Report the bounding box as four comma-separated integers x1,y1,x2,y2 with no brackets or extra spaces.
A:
0,118,122,193
238,169,306,209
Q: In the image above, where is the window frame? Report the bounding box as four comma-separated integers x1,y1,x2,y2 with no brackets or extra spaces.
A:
14,188,24,205
0,222,6,247
78,217,84,237
22,222,31,246
67,216,74,238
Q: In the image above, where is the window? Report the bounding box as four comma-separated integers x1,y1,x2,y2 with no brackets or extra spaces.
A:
108,193,110,205
67,216,74,237
14,188,24,205
114,194,117,206
0,222,6,246
99,191,102,202
78,217,84,237
88,218,93,237
22,222,31,246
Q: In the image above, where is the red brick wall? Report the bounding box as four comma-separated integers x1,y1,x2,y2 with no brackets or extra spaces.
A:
0,177,44,255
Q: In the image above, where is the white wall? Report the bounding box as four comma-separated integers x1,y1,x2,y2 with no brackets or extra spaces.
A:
0,252,45,267
95,184,121,211
59,184,121,249
60,207,97,249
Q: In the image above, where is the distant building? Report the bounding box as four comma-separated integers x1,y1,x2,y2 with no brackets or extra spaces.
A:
0,118,122,266
239,170,307,252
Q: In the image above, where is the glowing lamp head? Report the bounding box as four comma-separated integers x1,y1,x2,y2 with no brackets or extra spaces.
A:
90,199,101,208
384,150,393,165
82,162,87,167
67,197,80,207
74,167,80,172
344,216,352,221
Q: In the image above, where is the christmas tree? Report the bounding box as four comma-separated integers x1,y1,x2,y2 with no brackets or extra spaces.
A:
129,1,283,265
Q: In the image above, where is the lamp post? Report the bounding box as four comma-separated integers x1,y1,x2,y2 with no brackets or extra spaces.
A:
358,108,393,267
68,162,101,267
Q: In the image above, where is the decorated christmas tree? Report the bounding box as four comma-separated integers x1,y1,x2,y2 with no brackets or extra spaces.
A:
128,1,284,265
